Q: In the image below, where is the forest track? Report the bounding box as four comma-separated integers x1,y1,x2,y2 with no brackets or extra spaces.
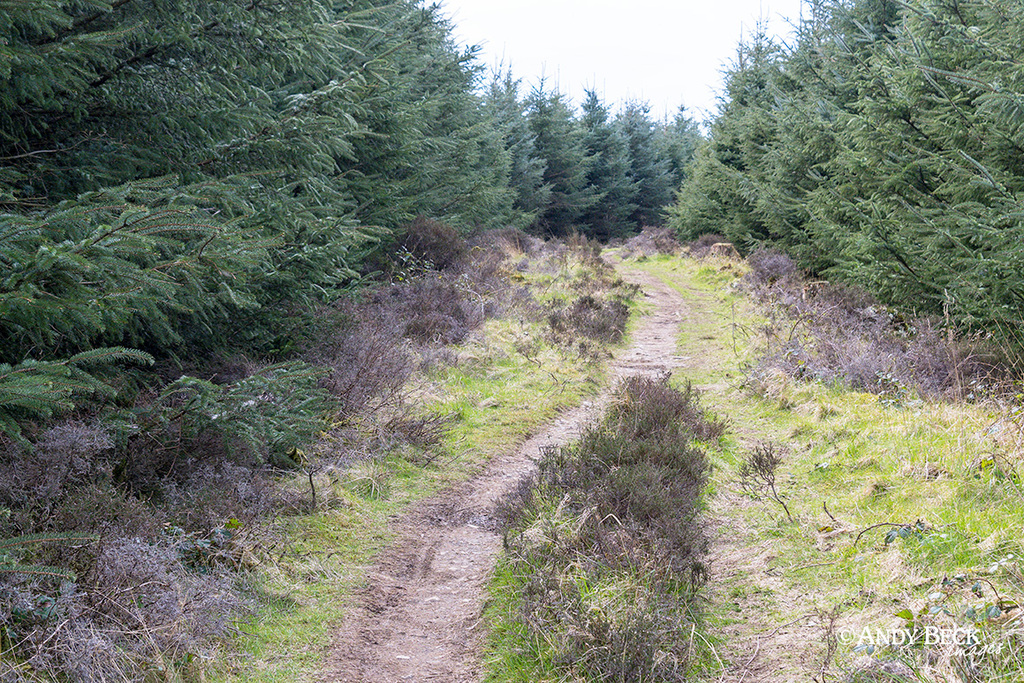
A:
320,265,695,682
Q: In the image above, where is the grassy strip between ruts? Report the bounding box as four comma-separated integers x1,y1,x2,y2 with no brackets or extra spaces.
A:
483,368,726,682
630,254,1024,682
207,246,640,683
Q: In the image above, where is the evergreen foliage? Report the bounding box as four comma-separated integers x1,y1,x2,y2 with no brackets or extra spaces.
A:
0,347,151,443
484,68,550,227
0,4,706,677
336,1,515,233
140,361,333,467
0,178,264,357
669,0,1024,345
655,106,703,190
578,90,638,240
617,100,675,227
0,0,522,439
525,82,600,235
0,532,96,581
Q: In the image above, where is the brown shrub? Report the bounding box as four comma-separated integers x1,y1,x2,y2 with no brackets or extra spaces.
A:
372,276,485,345
685,232,729,258
606,374,727,444
743,250,1006,399
466,226,543,257
745,247,799,285
306,305,413,418
621,226,682,258
547,295,630,349
398,215,466,271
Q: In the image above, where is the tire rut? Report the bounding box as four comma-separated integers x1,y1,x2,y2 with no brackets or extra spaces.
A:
320,267,693,682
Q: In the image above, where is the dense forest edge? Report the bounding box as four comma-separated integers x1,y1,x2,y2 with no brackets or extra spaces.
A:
2,0,1024,680
669,0,1024,355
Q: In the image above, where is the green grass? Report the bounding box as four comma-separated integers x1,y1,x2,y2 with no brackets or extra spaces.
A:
629,254,1024,682
208,254,626,683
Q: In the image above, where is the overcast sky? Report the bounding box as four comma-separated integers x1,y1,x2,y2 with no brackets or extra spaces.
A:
441,0,806,121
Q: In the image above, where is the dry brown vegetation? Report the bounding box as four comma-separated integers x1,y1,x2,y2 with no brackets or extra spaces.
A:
741,248,1010,402
494,374,723,681
618,226,685,259
0,222,621,682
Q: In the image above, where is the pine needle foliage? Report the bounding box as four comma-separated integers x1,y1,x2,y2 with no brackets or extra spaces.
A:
0,347,151,443
138,361,333,467
0,177,265,359
669,0,1024,349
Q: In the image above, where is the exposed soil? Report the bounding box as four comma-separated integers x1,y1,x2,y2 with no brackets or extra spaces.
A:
321,266,693,682
321,263,823,682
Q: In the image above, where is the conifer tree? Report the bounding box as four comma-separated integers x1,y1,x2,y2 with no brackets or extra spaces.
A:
525,83,599,235
0,0,523,435
485,68,550,227
337,1,515,233
0,0,379,350
578,90,638,240
668,28,785,249
617,100,675,226
655,107,704,189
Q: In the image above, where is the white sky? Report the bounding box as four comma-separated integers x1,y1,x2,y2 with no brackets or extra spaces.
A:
441,0,806,121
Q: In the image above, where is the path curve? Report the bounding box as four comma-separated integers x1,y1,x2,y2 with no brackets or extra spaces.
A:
321,266,694,682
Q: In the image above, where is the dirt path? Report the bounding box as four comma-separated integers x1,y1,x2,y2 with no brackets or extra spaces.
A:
633,265,828,682
321,266,694,682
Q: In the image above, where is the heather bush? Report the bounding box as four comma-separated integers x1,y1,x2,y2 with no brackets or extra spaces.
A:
605,374,726,443
547,294,630,349
0,414,291,681
398,215,467,271
162,461,303,526
683,233,728,258
621,226,682,258
3,537,248,682
365,275,485,346
306,306,413,418
541,248,638,358
467,226,544,258
0,489,252,683
497,374,718,681
745,247,799,286
743,249,1005,400
0,422,110,529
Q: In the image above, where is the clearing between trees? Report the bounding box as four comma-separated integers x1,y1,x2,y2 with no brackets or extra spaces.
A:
321,250,1023,683
321,264,694,681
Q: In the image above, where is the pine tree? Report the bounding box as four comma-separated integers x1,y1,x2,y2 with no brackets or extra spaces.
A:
525,82,599,235
0,0,381,348
655,107,704,189
335,1,515,233
578,90,638,240
668,27,785,249
484,68,550,227
617,100,675,227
